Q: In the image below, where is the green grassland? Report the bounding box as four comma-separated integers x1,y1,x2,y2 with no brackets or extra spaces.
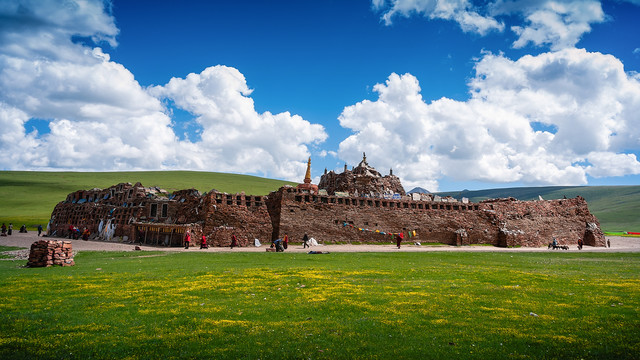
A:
438,185,640,233
0,250,638,359
0,171,296,229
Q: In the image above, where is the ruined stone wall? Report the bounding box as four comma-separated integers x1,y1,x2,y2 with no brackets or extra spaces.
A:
268,187,605,247
486,197,605,247
199,192,272,247
49,183,273,247
49,182,605,248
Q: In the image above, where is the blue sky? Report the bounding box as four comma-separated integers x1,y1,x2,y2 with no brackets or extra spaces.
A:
1,0,640,191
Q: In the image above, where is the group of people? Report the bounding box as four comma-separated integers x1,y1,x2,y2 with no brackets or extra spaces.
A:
1,223,12,236
183,231,314,252
66,225,90,240
1,223,44,236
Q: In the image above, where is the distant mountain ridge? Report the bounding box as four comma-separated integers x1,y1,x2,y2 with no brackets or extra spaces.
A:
407,187,430,194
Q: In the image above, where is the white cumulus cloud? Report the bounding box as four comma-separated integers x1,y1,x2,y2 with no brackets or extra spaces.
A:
374,0,504,35
149,66,327,180
374,0,608,50
338,48,640,191
0,0,326,181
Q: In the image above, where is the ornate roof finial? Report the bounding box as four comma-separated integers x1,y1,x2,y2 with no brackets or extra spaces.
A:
304,157,312,184
363,152,367,163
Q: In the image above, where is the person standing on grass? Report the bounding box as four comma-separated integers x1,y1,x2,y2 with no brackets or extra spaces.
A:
1,223,6,236
283,234,289,250
578,238,583,250
607,239,611,248
396,231,404,249
8,223,12,236
302,233,309,248
184,230,191,249
230,234,238,249
37,224,43,236
200,234,208,249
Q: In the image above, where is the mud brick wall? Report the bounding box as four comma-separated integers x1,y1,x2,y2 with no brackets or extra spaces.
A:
27,240,74,267
201,192,272,246
488,197,605,247
268,187,605,247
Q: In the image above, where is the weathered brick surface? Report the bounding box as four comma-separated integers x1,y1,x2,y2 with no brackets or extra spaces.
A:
47,163,605,248
49,183,272,247
267,187,605,247
27,240,74,267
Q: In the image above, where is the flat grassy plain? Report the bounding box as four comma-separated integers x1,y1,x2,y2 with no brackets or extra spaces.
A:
1,249,638,359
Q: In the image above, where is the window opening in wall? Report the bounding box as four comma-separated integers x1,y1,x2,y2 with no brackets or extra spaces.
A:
382,201,387,207
446,205,451,210
150,203,158,218
375,200,380,207
364,221,369,225
359,200,365,206
321,197,328,203
453,205,459,210
474,205,479,210
439,205,444,209
330,198,336,203
367,200,373,206
411,203,416,209
295,195,302,202
161,203,168,217
338,198,343,204
403,203,409,208
418,204,423,209
305,195,310,202
255,197,261,202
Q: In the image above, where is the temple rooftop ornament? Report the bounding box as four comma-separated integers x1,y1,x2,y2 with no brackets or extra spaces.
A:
297,157,318,193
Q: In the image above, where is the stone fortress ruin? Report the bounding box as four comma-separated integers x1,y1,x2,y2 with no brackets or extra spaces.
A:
48,154,605,248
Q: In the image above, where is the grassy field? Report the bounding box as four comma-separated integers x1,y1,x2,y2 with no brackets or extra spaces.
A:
0,249,638,359
0,171,296,229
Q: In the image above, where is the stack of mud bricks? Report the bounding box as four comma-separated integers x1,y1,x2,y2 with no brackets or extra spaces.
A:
27,240,75,267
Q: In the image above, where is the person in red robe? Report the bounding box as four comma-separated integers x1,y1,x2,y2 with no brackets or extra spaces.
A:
396,231,404,249
184,230,191,249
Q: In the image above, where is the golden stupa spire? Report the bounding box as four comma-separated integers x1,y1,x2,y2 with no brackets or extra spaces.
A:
304,157,312,184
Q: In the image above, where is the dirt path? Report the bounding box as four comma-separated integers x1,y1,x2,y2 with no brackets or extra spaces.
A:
2,232,638,256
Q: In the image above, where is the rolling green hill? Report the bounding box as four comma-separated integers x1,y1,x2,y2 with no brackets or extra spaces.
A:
0,171,296,229
0,171,637,232
437,185,640,232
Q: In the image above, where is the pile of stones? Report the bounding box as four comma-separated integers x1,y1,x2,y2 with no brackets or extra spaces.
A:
27,240,75,267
